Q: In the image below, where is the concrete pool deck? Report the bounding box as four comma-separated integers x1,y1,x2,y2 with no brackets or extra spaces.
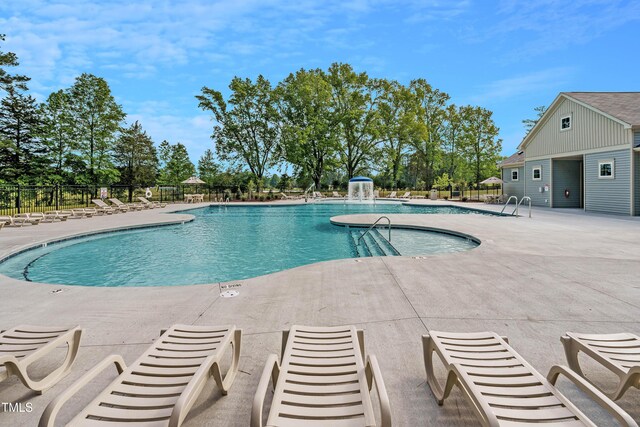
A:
0,200,638,426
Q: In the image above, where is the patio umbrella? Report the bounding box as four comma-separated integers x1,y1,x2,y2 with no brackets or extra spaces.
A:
480,176,503,185
182,176,205,184
480,176,503,197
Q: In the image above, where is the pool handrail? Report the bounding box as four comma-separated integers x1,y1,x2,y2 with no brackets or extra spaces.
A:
517,196,532,218
500,196,519,216
358,216,391,244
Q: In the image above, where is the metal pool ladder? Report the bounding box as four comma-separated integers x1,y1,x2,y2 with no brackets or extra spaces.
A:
500,196,532,218
517,196,532,218
358,216,392,244
500,196,519,216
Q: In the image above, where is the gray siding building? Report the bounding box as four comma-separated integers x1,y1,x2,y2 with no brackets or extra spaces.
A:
500,151,525,201
501,92,640,215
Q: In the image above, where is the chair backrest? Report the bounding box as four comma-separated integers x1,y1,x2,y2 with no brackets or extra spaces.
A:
138,196,151,204
268,325,375,426
109,198,125,206
401,192,410,197
429,331,596,426
92,199,108,208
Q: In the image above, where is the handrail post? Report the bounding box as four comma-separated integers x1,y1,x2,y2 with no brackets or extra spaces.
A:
516,196,532,218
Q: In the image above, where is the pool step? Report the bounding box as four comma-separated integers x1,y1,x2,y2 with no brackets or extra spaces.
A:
371,228,400,256
349,228,400,257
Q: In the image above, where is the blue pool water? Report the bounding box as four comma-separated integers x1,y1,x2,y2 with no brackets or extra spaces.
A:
0,204,486,287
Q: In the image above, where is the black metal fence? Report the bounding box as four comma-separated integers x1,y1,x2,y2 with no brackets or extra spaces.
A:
0,183,504,216
0,184,285,216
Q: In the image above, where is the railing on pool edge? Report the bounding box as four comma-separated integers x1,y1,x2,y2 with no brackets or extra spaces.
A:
501,196,519,216
358,216,392,244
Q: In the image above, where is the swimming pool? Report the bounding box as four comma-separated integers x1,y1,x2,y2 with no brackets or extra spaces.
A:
0,204,485,287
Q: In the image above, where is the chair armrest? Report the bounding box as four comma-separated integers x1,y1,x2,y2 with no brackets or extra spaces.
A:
39,354,126,427
365,355,392,427
251,354,280,427
547,365,638,427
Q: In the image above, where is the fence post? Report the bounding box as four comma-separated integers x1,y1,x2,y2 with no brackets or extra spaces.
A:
16,184,21,214
55,184,59,210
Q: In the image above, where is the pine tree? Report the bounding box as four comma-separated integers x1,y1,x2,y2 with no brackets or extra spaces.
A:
198,149,219,185
0,86,46,183
113,121,158,200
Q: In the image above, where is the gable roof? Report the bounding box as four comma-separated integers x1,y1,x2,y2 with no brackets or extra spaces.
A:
518,92,640,150
499,151,524,168
565,92,640,127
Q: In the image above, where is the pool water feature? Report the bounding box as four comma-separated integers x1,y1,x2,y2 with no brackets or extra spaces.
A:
0,204,484,287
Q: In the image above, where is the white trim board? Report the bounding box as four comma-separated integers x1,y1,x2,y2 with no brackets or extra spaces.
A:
525,144,630,161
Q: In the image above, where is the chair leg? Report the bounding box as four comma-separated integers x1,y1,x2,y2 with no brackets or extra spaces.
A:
423,334,456,405
211,329,242,395
561,335,585,376
15,329,82,394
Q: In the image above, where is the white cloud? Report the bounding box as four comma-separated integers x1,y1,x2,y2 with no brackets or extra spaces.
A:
487,0,640,59
470,67,574,104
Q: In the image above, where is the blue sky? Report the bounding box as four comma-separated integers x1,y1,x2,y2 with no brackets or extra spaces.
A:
2,0,640,164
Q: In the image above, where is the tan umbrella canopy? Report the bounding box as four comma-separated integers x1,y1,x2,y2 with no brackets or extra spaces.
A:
182,176,205,184
480,176,503,185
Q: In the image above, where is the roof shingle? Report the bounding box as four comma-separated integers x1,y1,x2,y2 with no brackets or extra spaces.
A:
563,92,640,127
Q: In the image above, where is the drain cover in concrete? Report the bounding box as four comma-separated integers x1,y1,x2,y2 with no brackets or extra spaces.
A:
220,290,239,298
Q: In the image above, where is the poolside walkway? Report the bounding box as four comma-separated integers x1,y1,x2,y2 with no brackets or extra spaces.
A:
0,201,638,426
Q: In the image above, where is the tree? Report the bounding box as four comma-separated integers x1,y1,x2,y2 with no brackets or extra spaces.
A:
327,63,382,178
522,105,547,134
113,121,158,201
409,78,449,189
197,75,280,191
68,73,125,187
377,79,418,188
441,104,464,186
0,34,29,93
460,106,502,187
158,141,195,184
198,148,219,185
0,86,45,183
39,90,79,183
278,68,338,190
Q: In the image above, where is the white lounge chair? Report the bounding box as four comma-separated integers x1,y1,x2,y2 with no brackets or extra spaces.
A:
252,325,391,427
423,331,638,427
92,199,120,214
0,214,40,226
332,191,342,198
138,196,167,208
40,324,241,427
400,192,410,198
109,198,145,211
36,211,69,222
562,332,640,401
1,325,82,394
387,191,397,198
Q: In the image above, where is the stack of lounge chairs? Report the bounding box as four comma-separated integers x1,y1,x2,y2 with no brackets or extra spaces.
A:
2,322,637,426
0,214,43,227
0,196,169,232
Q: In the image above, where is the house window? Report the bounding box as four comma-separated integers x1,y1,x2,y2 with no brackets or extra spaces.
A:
561,115,571,130
511,169,519,181
598,160,614,179
532,166,542,181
